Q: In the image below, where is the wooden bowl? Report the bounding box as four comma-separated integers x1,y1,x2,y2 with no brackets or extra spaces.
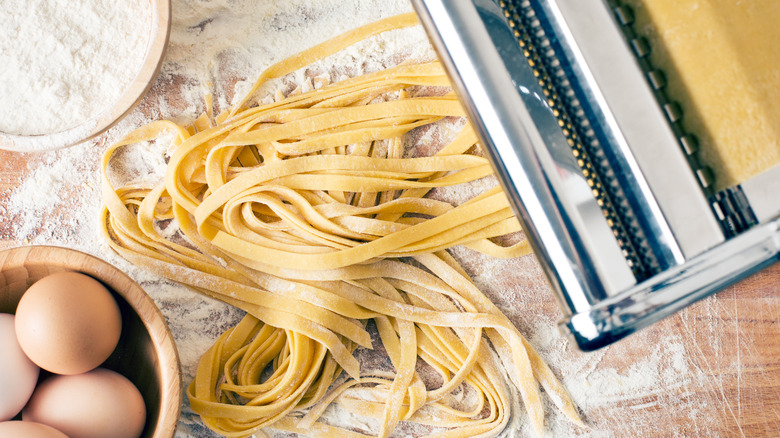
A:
0,246,181,438
0,0,171,152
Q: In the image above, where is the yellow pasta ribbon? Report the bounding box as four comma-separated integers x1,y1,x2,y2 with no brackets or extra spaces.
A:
100,12,581,438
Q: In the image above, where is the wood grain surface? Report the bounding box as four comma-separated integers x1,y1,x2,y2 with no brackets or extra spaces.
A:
0,1,778,436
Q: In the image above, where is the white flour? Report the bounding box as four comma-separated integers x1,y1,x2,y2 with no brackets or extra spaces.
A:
0,0,150,136
0,1,732,437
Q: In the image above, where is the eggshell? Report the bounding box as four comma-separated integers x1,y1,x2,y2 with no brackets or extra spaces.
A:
14,271,122,375
0,314,40,421
0,421,69,438
23,368,146,438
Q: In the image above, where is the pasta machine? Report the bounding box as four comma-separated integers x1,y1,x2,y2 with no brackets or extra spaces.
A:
411,0,780,350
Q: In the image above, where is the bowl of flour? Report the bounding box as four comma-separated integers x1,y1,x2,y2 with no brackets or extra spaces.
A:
0,0,170,152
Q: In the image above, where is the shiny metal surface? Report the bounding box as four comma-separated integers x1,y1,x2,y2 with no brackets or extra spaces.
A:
741,163,780,223
413,0,780,351
542,0,724,261
566,218,780,350
412,0,637,314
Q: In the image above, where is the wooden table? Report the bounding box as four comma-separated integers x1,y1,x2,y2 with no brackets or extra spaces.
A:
1,0,779,435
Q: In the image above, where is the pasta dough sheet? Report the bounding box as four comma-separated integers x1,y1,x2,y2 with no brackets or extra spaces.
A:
626,0,780,191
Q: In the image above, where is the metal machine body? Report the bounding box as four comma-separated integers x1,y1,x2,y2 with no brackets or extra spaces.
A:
412,0,780,350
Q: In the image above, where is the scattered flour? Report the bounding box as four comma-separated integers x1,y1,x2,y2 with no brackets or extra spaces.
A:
0,1,728,437
0,0,150,136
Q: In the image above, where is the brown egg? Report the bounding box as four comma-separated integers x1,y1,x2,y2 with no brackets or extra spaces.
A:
14,271,122,375
0,421,69,438
0,314,39,422
23,368,146,438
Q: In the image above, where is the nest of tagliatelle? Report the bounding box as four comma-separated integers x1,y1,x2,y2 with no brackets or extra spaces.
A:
100,13,582,438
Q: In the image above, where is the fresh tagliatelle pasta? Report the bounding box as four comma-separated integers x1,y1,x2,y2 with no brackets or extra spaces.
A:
100,12,583,438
